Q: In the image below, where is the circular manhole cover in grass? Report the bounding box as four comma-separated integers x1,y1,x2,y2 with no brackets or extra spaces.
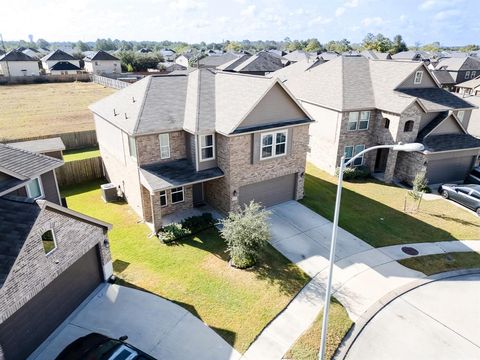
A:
401,246,419,256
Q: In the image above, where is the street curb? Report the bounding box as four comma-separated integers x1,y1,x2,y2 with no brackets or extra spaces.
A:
333,268,480,360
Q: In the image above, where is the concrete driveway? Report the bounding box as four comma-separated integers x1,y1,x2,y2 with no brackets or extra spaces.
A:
346,273,480,360
30,284,240,360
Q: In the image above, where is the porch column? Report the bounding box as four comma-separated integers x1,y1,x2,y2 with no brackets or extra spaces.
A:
150,192,162,233
383,151,398,183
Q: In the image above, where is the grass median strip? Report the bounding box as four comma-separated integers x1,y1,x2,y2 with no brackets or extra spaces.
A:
62,180,309,353
399,252,480,276
285,298,352,360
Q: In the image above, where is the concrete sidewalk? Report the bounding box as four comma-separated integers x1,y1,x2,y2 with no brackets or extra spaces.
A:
243,201,480,360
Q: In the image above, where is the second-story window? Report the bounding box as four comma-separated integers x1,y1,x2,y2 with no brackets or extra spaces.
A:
359,111,370,130
404,120,414,132
128,136,137,160
384,118,390,129
159,133,170,159
348,111,370,131
465,71,470,79
26,177,44,199
457,110,465,123
471,71,476,78
200,134,215,161
414,71,423,84
41,230,57,255
260,130,287,159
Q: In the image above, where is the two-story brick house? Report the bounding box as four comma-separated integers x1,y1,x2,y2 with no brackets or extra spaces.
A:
0,144,113,360
90,69,313,231
275,56,480,185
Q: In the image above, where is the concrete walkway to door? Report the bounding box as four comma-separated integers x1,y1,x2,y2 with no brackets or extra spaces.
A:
243,201,479,360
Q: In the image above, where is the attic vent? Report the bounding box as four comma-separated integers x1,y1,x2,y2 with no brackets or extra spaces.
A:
132,97,136,103
113,109,118,116
125,113,128,119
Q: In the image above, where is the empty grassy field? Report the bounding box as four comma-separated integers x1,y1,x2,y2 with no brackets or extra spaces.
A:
0,82,115,140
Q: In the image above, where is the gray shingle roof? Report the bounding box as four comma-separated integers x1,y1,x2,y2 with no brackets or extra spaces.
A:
199,53,239,68
417,111,449,141
41,49,76,62
89,75,189,135
50,61,81,71
232,52,283,73
360,50,391,60
0,144,64,180
0,50,37,62
140,159,224,191
91,69,309,136
392,50,429,60
455,76,480,90
435,57,480,72
431,70,455,85
275,56,475,114
0,196,40,287
217,54,251,71
283,50,312,63
423,133,480,152
85,50,119,61
397,88,475,111
9,137,65,154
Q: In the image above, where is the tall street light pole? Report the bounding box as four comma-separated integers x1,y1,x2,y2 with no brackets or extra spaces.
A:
318,142,425,360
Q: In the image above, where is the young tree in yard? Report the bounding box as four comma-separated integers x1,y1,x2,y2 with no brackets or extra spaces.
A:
220,201,271,269
405,172,429,212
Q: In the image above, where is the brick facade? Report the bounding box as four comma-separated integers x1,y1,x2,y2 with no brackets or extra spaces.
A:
0,208,111,323
136,131,187,166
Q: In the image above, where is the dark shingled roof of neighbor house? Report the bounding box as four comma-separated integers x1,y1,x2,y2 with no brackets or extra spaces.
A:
0,50,37,62
41,49,76,61
0,196,40,287
50,61,81,71
423,133,480,152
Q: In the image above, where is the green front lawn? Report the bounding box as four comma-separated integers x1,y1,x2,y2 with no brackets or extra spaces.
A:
62,180,309,353
63,147,101,162
399,252,480,276
302,164,480,247
285,298,352,360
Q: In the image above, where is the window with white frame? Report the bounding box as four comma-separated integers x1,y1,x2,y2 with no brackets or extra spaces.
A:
472,71,476,78
348,112,359,131
26,177,44,199
160,190,167,207
128,136,137,160
171,187,184,204
344,144,365,166
359,111,370,130
465,71,470,79
260,130,287,159
200,134,215,161
159,133,170,159
457,110,465,123
414,71,423,84
348,111,370,131
41,229,57,255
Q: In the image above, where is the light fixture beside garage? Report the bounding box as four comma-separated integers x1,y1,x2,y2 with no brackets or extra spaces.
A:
232,190,238,201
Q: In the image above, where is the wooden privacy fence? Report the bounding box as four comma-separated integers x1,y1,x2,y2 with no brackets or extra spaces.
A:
92,74,129,89
5,130,98,150
55,157,104,187
0,73,91,85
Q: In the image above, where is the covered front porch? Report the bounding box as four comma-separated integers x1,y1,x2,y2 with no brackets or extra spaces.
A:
139,159,224,232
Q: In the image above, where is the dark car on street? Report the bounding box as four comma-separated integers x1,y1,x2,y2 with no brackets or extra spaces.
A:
55,333,156,360
439,184,480,216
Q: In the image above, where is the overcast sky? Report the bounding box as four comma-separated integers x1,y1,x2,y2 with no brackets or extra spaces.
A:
2,0,478,45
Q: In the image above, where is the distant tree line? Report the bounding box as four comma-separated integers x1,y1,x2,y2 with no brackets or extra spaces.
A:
2,35,479,57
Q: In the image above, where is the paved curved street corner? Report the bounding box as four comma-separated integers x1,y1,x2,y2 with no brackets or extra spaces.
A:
30,284,240,360
346,273,480,360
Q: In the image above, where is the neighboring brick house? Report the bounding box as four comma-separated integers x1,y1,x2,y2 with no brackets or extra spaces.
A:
274,56,480,185
0,145,112,360
435,56,480,84
90,69,313,231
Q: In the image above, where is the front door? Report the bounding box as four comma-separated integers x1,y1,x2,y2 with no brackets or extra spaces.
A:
193,183,204,207
374,148,389,173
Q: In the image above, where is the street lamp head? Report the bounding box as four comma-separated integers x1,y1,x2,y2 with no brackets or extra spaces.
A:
392,142,424,152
